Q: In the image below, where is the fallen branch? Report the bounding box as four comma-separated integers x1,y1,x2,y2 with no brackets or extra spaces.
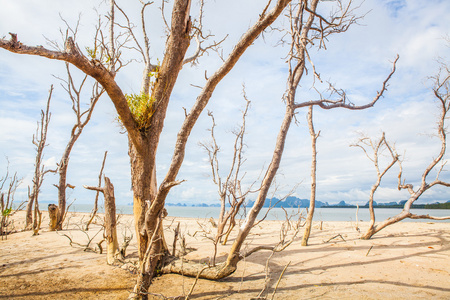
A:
270,261,291,300
324,234,346,243
57,226,103,252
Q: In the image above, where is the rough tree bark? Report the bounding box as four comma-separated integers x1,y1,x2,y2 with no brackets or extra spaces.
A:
84,176,119,265
360,62,450,239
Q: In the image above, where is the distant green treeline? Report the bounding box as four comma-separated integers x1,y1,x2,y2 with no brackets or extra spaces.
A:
247,197,450,209
322,202,450,209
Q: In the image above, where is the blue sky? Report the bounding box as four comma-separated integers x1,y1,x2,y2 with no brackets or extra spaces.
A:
0,0,449,206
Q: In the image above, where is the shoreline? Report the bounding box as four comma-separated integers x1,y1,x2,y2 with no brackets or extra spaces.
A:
22,205,450,223
1,211,449,299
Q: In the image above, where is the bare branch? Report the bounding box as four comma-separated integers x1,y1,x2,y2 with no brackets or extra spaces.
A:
154,0,292,208
83,185,105,193
294,55,399,110
409,214,450,220
0,33,143,151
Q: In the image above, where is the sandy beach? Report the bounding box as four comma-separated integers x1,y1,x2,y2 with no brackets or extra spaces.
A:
1,210,449,299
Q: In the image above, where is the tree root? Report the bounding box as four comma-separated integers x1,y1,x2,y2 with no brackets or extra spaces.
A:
161,256,237,280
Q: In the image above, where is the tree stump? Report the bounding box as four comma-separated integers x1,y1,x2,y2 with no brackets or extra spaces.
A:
48,204,60,231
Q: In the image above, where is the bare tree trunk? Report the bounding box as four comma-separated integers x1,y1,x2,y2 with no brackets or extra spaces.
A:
55,64,103,230
84,176,120,264
361,209,411,240
161,0,398,280
133,1,292,294
353,132,398,238
0,0,292,286
27,86,54,233
56,150,69,230
32,197,42,236
25,191,34,228
129,140,158,261
302,106,319,246
222,198,247,246
225,98,296,272
216,195,227,241
104,177,119,264
219,0,321,272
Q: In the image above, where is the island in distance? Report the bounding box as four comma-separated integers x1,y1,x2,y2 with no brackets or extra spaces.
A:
164,196,450,209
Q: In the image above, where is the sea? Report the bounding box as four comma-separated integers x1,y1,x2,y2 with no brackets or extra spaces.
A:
37,203,450,223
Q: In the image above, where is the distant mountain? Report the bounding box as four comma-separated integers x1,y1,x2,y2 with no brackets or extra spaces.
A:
165,199,450,209
166,203,188,207
246,196,328,208
322,200,450,209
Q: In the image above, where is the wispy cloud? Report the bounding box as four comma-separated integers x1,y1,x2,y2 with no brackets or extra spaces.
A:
0,0,448,207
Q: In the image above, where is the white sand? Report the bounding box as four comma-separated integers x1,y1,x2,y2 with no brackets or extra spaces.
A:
1,210,449,299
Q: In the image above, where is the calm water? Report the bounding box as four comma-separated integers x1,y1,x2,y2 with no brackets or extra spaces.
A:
39,203,450,222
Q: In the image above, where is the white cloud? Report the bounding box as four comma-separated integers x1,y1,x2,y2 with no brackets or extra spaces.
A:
0,0,449,207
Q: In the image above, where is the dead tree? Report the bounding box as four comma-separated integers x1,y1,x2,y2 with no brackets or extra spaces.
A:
0,162,24,239
84,176,119,265
1,1,290,292
129,4,292,294
351,132,399,238
85,151,108,231
199,93,255,264
0,0,395,296
53,63,104,230
161,0,398,281
360,61,450,239
26,86,55,235
220,0,397,279
301,106,320,246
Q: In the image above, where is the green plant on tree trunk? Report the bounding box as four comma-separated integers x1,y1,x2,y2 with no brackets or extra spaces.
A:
124,64,160,130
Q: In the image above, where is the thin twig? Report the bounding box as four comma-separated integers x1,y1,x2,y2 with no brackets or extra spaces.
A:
185,266,209,300
270,261,291,300
324,234,346,243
